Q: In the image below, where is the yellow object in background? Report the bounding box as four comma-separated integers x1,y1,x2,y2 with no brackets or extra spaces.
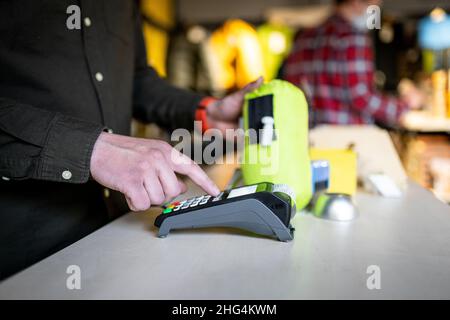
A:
422,49,435,74
431,69,448,118
447,69,450,118
310,148,357,195
257,24,294,80
205,19,266,91
140,0,174,77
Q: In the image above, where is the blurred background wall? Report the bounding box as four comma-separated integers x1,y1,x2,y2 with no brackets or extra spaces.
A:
137,0,450,203
177,0,450,23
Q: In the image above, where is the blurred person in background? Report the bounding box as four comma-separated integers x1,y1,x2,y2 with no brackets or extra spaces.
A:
282,0,424,127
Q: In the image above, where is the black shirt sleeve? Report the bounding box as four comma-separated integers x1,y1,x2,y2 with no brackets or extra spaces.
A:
132,11,204,132
0,97,104,183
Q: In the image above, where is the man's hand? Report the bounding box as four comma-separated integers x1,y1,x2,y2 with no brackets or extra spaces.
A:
90,132,220,211
205,77,264,133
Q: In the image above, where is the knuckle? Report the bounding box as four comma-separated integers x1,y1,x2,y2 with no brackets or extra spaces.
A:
119,180,136,196
135,144,150,154
150,149,165,162
125,174,143,187
137,159,151,172
170,150,191,167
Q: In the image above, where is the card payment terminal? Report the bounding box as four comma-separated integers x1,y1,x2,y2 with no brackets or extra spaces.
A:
154,182,296,242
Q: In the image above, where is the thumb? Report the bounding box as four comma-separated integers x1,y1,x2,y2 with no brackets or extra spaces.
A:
240,76,264,94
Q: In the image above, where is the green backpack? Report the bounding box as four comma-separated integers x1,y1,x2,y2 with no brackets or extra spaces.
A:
241,80,312,210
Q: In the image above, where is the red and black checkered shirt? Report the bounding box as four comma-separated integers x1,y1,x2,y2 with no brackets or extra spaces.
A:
283,14,407,126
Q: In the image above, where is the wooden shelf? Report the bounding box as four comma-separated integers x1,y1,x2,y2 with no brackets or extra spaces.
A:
402,111,450,133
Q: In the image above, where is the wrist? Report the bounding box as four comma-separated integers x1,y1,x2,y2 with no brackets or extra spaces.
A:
90,132,109,172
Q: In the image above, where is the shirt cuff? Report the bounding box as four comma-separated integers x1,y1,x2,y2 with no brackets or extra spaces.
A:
34,114,105,183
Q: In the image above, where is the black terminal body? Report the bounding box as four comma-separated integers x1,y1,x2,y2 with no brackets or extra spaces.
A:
154,182,296,242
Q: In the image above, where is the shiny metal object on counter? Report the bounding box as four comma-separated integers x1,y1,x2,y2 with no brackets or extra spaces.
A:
312,193,358,221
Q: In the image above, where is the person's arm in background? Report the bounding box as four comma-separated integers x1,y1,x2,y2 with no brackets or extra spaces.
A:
343,33,409,127
0,97,104,183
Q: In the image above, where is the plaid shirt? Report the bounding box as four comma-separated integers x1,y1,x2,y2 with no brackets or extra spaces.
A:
283,14,407,126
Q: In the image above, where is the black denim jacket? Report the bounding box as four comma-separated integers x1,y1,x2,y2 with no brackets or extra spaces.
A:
0,0,202,279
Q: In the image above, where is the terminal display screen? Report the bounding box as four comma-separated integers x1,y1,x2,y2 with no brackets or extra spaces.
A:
227,185,258,199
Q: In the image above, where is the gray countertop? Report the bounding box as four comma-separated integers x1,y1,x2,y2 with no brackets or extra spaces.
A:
1,173,450,299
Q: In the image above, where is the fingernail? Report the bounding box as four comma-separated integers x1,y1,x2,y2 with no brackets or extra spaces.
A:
212,185,220,196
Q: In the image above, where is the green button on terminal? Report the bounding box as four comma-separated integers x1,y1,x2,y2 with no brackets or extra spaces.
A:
163,208,172,214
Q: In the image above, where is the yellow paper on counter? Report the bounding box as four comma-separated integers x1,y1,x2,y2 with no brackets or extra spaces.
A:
310,148,357,195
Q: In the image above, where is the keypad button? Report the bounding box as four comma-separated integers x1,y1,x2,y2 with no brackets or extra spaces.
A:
163,208,172,214
200,199,208,205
